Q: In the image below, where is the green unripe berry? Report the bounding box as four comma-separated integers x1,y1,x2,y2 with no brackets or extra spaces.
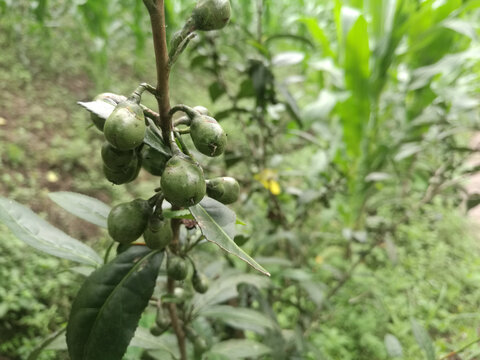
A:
206,177,240,204
192,271,209,294
101,142,136,170
103,154,140,185
91,93,127,131
104,100,146,150
107,199,152,244
190,115,227,157
192,0,231,31
161,154,206,207
141,146,170,176
167,255,188,281
143,215,173,250
193,105,210,115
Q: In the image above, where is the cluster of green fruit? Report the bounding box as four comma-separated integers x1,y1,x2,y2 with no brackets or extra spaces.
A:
81,0,234,297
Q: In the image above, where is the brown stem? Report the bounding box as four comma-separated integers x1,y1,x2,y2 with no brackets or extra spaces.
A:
143,1,185,359
143,0,172,142
167,277,187,360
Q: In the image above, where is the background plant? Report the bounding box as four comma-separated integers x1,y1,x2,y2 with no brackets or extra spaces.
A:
1,0,480,359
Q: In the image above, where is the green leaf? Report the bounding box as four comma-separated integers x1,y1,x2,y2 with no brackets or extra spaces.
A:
162,209,193,219
129,327,178,357
143,126,172,157
0,197,102,266
28,327,66,360
411,318,435,360
200,305,277,334
209,82,225,102
189,198,270,276
66,246,163,360
206,339,272,359
271,51,305,67
384,333,403,358
77,100,115,120
48,192,111,228
192,270,270,313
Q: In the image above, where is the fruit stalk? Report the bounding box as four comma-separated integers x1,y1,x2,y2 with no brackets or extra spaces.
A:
143,1,186,359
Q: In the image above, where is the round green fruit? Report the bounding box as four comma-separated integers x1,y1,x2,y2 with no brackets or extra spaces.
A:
103,155,140,185
142,146,170,176
167,255,188,281
143,215,173,250
161,154,206,207
107,199,152,244
192,271,209,294
193,105,210,115
206,177,240,204
190,115,227,157
104,100,146,150
101,142,136,170
192,0,231,31
91,93,127,131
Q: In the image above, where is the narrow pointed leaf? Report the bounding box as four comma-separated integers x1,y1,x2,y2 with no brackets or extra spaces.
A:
77,100,115,120
200,305,277,334
48,192,111,228
192,270,270,313
384,333,403,358
207,339,272,359
0,197,102,266
411,318,435,360
66,246,163,360
189,198,270,276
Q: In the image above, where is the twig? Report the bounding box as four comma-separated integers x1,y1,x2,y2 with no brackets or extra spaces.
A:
143,1,186,359
439,337,480,359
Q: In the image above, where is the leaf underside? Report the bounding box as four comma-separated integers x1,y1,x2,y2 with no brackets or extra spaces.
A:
66,246,163,360
0,197,102,266
189,197,270,276
48,191,111,228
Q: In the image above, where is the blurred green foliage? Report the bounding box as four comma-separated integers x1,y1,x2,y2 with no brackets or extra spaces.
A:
1,0,480,359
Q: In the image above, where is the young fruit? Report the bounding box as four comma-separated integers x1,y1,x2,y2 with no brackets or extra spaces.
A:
192,0,231,31
91,93,127,131
103,154,140,185
104,99,146,150
190,115,227,157
206,177,240,204
101,142,136,170
107,199,152,244
193,105,210,115
161,154,206,207
143,215,173,250
192,271,209,294
167,255,188,281
141,146,170,176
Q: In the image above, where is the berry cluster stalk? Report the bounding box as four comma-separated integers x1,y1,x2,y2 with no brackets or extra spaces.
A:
142,1,186,359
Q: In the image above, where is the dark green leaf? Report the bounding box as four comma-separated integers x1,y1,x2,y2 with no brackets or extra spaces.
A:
143,126,172,157
189,198,270,276
66,246,163,360
0,197,102,266
237,79,256,99
48,192,110,228
209,82,225,103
